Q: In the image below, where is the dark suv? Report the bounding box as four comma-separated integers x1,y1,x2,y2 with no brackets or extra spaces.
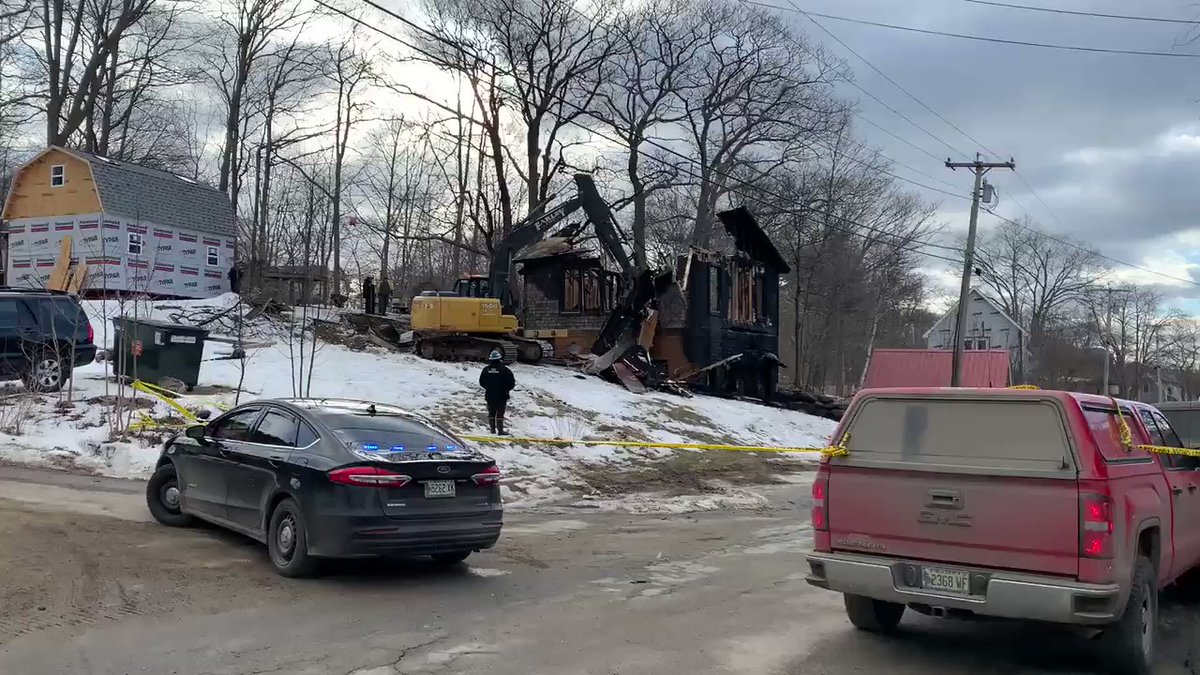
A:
0,289,96,392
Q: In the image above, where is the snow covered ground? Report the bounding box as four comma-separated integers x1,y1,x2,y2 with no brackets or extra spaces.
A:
0,295,837,511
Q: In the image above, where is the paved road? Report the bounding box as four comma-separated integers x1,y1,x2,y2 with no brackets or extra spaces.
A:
0,466,1195,674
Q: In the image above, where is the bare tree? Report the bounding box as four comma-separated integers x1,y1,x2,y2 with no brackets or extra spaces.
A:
33,0,154,145
679,0,841,248
973,219,1107,378
591,0,700,267
324,35,373,294
205,0,302,199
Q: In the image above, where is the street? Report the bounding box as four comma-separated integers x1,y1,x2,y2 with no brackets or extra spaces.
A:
0,466,1196,674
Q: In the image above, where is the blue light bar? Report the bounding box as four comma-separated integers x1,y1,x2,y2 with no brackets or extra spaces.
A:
445,445,458,451
390,445,406,453
361,443,380,452
426,445,439,452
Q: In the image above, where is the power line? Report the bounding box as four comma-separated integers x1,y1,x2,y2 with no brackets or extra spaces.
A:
318,0,968,265
856,114,947,163
963,0,1200,26
763,0,1002,160
982,207,1200,288
750,2,1200,60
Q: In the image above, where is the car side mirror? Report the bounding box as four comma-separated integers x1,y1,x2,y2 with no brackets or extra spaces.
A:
185,424,209,443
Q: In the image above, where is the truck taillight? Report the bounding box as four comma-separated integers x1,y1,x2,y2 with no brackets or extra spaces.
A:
812,468,830,532
1080,492,1114,559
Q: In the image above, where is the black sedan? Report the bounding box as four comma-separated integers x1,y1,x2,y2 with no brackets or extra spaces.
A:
146,398,503,577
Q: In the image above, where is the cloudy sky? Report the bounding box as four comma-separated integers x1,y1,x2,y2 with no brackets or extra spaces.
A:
756,0,1200,309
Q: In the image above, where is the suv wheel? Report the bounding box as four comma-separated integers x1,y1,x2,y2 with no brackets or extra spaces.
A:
1098,556,1157,674
844,594,905,633
24,352,65,393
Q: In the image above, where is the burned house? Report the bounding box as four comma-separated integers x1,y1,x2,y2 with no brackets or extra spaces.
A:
517,200,789,399
663,208,789,398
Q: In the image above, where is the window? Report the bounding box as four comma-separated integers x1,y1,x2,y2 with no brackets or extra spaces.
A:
1138,409,1166,446
206,245,220,267
728,264,763,323
1085,406,1152,462
561,268,611,314
1146,411,1199,470
50,164,65,188
296,421,319,447
562,270,581,313
708,265,721,315
0,300,19,327
582,270,602,312
250,410,299,447
977,339,989,350
128,233,143,255
211,408,261,442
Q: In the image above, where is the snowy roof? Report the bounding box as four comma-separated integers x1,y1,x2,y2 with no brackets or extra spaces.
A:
53,146,235,237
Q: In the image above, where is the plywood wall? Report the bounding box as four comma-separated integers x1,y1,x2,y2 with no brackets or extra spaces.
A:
3,149,101,220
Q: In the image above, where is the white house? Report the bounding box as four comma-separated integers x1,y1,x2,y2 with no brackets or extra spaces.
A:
1,147,236,298
924,289,1029,366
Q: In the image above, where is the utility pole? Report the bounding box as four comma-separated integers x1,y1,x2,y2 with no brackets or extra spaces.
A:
1097,286,1131,396
946,155,1015,386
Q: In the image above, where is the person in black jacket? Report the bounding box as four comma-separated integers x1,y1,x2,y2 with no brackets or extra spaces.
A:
362,276,376,314
479,350,515,435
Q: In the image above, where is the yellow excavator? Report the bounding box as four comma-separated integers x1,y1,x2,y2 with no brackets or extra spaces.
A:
410,174,632,365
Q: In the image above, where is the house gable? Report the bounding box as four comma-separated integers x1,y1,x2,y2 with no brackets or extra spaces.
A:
2,148,102,220
922,289,1027,339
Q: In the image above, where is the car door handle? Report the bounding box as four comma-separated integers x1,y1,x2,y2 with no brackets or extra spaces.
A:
1173,487,1185,496
217,448,230,458
1190,485,1198,493
268,455,284,467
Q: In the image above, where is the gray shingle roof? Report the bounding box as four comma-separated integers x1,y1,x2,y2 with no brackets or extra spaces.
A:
59,147,236,237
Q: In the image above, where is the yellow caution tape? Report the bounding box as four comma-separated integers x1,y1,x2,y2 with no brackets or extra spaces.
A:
131,379,199,423
1109,397,1200,457
1008,385,1040,390
461,434,852,457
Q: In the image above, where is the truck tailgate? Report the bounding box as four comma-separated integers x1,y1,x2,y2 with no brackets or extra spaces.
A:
830,395,1080,577
830,468,1079,576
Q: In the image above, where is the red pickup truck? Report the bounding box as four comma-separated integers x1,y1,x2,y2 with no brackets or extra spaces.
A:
805,388,1200,674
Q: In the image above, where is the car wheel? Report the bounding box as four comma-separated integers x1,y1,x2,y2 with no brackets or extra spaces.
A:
1099,556,1157,675
24,351,65,393
844,594,905,633
145,463,194,527
431,551,471,567
267,498,318,578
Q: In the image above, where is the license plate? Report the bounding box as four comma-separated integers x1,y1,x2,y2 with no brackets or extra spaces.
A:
921,567,970,595
424,480,456,498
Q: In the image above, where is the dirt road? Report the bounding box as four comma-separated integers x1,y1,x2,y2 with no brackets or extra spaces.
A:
0,466,1196,674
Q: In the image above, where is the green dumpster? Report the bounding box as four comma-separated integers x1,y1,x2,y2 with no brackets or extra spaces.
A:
111,317,210,391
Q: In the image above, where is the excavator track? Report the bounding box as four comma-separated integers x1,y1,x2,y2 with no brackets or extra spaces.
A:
508,336,549,364
415,334,519,364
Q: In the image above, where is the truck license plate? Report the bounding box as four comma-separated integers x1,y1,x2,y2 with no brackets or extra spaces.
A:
424,480,456,498
921,567,970,594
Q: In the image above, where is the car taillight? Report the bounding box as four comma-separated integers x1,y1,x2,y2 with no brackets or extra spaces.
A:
812,468,830,532
86,322,93,344
472,465,501,486
328,466,411,487
1080,492,1114,559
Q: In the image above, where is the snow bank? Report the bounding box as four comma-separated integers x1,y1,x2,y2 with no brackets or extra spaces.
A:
0,296,837,511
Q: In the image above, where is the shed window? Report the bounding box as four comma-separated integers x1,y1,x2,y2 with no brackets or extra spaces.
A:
561,268,612,314
206,246,220,267
562,270,581,313
127,233,143,255
50,164,65,187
